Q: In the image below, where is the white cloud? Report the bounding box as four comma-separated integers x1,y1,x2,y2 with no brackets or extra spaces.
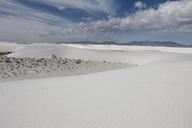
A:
134,1,147,9
0,0,118,42
32,0,116,14
0,0,89,42
82,0,192,31
0,0,72,24
0,0,192,43
0,16,91,42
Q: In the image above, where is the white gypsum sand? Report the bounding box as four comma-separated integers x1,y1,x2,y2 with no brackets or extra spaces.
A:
0,42,192,128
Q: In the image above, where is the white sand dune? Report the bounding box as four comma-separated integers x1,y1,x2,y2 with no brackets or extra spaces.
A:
64,44,192,54
0,42,192,128
0,42,24,52
7,43,192,65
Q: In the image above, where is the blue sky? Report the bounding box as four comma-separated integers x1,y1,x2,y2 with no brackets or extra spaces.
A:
0,0,192,44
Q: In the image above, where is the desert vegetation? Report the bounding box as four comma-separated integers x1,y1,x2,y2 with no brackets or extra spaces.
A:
0,55,127,80
0,51,12,56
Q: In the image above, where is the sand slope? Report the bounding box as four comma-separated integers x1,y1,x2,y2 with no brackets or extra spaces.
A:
0,43,192,128
7,43,192,65
0,60,192,128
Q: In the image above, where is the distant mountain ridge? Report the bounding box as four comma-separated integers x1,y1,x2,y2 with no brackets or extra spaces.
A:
125,41,186,47
56,41,192,47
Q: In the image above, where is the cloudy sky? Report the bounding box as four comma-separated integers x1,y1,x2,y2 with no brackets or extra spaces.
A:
0,0,192,44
